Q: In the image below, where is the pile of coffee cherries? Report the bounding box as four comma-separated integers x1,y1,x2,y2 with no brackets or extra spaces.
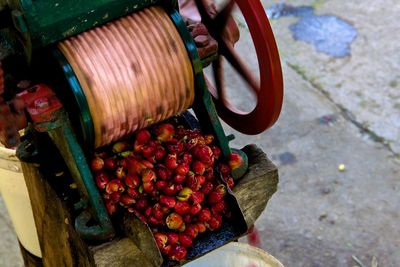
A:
90,122,243,261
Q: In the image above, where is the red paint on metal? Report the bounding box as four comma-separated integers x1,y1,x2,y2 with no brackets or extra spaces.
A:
17,84,63,123
195,0,284,134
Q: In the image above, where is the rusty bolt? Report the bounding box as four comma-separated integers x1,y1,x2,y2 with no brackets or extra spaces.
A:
194,35,210,47
34,97,49,108
191,23,209,37
198,39,218,59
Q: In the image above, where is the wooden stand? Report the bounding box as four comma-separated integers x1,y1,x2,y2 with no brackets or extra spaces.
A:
19,145,278,267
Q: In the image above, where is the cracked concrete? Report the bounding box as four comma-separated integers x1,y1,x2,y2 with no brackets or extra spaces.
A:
229,1,399,266
263,0,400,155
233,62,400,267
0,196,23,267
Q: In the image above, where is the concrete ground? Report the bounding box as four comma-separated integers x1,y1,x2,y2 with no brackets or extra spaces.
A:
0,0,399,266
229,1,400,266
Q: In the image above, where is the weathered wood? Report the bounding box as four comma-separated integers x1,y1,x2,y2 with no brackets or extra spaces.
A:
21,162,95,267
122,214,163,267
19,243,43,267
92,238,154,267
233,145,279,227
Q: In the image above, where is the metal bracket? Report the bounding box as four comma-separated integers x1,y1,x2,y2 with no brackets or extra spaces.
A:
169,9,248,179
17,84,114,240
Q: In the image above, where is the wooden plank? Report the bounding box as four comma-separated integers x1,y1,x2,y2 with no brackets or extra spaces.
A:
21,162,95,267
233,145,279,227
92,238,154,267
122,213,163,267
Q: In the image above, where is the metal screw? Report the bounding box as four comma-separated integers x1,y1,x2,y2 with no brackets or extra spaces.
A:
34,97,49,108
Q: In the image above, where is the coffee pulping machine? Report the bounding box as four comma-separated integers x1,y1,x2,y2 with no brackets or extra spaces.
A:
0,0,283,265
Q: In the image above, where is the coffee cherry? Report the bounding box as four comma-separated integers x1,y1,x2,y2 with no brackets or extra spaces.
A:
95,171,109,189
159,195,176,209
184,224,199,239
125,174,140,188
104,158,117,171
119,194,136,206
192,160,206,175
166,213,183,230
135,129,151,144
153,232,168,249
90,157,104,172
165,153,178,169
174,201,191,215
169,244,187,261
179,234,193,247
190,203,202,216
167,232,179,245
177,187,192,201
112,141,129,153
156,123,175,142
198,209,211,222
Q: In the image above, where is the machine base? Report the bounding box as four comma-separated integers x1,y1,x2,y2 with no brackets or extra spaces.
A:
19,145,278,267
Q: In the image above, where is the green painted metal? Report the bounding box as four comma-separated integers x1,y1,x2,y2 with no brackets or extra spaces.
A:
0,29,17,60
169,10,248,180
41,111,114,240
201,53,219,68
7,0,159,50
52,48,95,149
230,148,249,179
169,10,231,159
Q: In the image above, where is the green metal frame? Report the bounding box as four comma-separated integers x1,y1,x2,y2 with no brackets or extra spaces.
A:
168,10,231,158
33,110,114,240
4,0,179,60
168,9,248,179
52,48,95,149
8,0,158,48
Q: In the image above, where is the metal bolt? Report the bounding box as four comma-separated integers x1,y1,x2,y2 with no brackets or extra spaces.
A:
194,35,210,47
34,97,49,108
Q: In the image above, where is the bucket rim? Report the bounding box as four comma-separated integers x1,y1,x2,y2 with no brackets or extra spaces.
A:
0,146,19,162
183,242,284,267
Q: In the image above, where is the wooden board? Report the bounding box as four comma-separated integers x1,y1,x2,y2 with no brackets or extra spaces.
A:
234,145,279,227
21,162,94,267
92,238,154,267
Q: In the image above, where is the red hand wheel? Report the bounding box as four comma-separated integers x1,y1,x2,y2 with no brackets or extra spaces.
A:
195,0,284,134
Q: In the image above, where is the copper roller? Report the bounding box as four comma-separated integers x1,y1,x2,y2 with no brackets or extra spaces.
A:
58,6,195,148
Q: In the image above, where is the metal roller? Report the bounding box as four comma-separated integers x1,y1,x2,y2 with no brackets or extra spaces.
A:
58,6,195,148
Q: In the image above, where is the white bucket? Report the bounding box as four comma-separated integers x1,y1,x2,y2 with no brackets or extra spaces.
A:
0,146,42,258
184,242,284,267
